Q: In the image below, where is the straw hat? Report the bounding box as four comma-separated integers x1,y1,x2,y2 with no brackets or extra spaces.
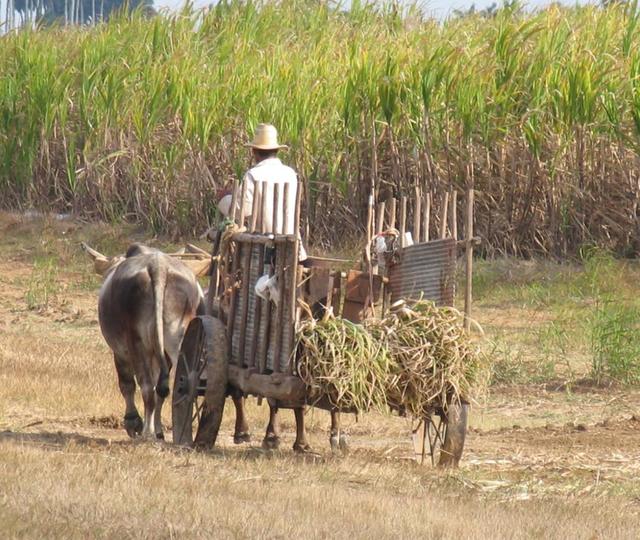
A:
245,123,288,150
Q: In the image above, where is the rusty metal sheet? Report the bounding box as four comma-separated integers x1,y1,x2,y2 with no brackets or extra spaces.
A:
387,238,456,306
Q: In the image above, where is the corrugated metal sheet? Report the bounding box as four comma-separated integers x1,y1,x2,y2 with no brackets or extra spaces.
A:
388,238,456,306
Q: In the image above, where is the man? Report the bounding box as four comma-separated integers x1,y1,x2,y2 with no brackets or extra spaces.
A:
218,123,307,260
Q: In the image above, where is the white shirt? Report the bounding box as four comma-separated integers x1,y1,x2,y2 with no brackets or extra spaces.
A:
218,157,307,258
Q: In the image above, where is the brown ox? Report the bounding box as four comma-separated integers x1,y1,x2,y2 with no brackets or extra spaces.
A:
98,243,204,439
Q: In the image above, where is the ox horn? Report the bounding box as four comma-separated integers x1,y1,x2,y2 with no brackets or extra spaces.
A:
81,242,107,261
81,242,119,276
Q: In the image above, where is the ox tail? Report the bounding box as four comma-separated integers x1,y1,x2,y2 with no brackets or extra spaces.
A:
148,256,170,399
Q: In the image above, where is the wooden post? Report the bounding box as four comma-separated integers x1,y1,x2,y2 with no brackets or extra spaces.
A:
388,198,397,230
283,182,290,236
439,191,449,239
230,181,240,223
294,181,302,239
272,240,286,373
400,196,408,247
248,245,264,369
260,182,269,234
376,201,386,235
251,193,268,370
287,186,302,376
324,274,335,317
226,243,242,364
238,178,248,226
451,189,458,240
464,188,474,332
413,187,422,244
237,242,252,366
250,181,261,232
423,192,431,242
273,183,281,234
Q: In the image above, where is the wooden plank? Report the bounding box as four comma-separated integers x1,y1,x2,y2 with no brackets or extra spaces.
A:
228,366,306,402
230,232,284,246
464,189,474,332
440,191,449,240
283,182,290,235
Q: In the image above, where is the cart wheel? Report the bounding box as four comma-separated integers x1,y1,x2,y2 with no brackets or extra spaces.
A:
413,402,468,467
172,315,228,448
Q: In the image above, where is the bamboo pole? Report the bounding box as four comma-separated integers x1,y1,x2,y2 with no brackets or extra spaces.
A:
400,196,407,247
376,201,386,234
440,192,449,239
423,192,431,242
388,197,397,230
464,188,474,332
414,187,422,243
451,189,458,240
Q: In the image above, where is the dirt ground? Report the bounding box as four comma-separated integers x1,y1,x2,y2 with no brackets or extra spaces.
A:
1,212,639,539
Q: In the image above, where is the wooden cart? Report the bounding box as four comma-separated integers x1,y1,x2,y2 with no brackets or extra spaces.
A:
171,183,476,466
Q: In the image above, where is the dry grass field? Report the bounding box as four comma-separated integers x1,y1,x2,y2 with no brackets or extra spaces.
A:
1,212,639,539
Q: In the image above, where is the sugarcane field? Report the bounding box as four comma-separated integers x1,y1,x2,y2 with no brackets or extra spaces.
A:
2,1,640,539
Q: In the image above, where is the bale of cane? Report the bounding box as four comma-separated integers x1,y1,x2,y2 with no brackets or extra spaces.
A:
367,300,486,417
296,316,391,413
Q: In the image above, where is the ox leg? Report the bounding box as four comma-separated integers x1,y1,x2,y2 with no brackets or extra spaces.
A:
139,380,156,438
262,401,281,450
231,390,251,444
133,351,157,439
114,354,142,438
293,407,312,453
330,410,349,453
153,352,175,441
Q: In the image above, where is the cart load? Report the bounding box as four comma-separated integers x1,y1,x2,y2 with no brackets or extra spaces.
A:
297,300,487,418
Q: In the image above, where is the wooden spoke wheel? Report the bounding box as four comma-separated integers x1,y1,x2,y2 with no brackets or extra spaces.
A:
412,402,468,467
172,315,228,448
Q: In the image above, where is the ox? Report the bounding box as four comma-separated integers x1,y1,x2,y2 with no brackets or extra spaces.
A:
97,243,204,439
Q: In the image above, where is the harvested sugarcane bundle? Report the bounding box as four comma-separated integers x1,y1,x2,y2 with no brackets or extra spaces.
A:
367,300,487,417
296,316,392,413
296,300,486,416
